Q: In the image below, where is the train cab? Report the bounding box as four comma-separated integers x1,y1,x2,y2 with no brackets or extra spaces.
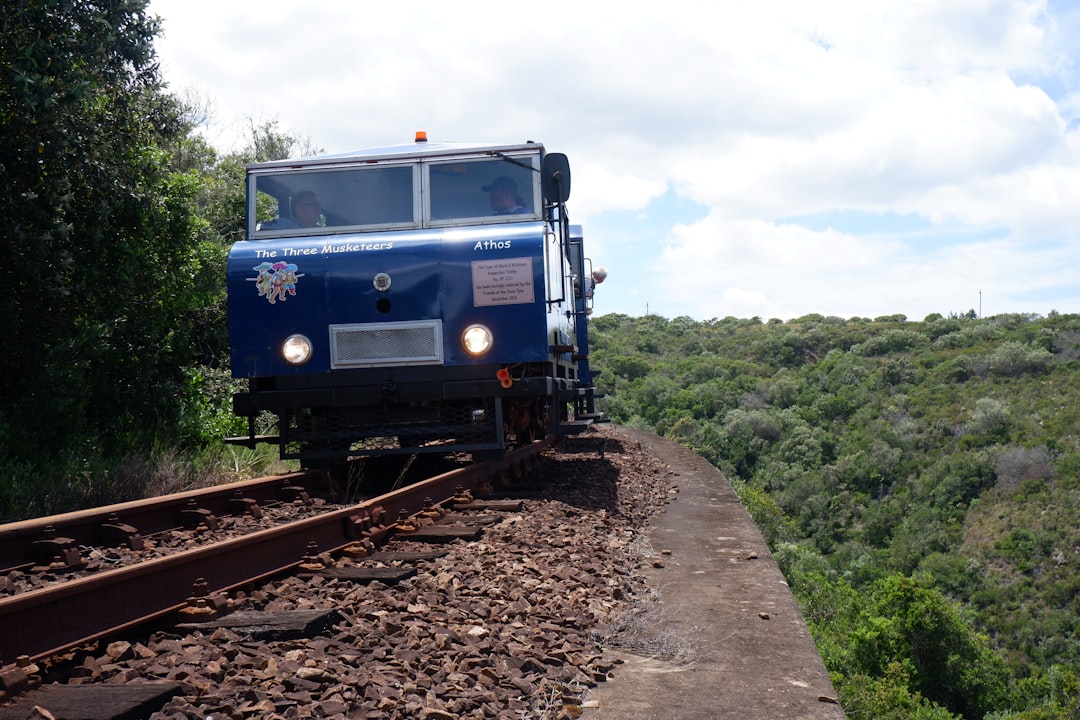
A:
226,134,599,464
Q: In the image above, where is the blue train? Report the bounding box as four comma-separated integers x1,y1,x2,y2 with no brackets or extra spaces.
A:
226,133,602,465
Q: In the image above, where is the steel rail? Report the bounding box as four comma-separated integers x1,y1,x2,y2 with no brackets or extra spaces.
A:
0,469,329,573
0,441,546,671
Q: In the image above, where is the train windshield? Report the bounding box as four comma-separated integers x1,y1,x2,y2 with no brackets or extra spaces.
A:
427,155,539,224
251,164,417,236
249,152,541,238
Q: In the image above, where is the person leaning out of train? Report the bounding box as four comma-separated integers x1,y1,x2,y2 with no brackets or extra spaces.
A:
583,266,607,315
483,176,528,215
585,266,607,298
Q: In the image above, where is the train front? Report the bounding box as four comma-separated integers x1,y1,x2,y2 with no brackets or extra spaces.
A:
226,137,588,464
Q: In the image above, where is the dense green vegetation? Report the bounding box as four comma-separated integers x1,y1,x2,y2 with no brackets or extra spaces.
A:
1,1,306,519
590,311,1080,718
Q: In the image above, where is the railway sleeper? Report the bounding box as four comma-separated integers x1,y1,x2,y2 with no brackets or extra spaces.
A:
0,681,186,720
174,608,344,643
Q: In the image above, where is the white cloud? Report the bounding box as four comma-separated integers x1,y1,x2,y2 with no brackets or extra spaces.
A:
655,209,1080,321
657,213,900,319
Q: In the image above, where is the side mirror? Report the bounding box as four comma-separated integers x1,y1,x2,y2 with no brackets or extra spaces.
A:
542,153,571,203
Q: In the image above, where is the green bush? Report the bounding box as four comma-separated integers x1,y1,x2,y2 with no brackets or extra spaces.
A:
852,329,927,356
848,575,1010,718
986,342,1053,377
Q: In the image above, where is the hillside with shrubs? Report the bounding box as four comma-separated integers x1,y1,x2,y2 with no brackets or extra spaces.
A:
589,311,1080,719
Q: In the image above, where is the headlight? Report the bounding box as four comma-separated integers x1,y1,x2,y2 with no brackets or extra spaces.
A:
462,324,493,355
282,334,313,365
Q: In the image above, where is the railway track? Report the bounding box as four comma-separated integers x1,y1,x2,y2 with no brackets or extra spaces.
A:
0,468,332,578
0,454,467,582
0,440,551,700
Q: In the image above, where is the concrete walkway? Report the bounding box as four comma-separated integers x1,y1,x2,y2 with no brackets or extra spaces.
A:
583,426,847,720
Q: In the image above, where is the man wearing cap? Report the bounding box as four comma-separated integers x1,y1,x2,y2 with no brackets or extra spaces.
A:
482,176,528,215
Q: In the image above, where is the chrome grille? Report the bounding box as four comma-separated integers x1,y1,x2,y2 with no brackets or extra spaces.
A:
330,320,443,368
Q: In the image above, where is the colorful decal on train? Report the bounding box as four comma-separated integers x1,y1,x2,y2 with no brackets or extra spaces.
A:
251,261,304,304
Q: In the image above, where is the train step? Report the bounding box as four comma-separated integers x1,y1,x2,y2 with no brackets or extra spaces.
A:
223,434,276,448
560,419,594,435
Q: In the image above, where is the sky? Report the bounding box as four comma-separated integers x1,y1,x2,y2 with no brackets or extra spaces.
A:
149,0,1080,322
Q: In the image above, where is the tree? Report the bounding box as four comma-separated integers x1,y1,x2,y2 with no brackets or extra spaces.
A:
840,664,962,720
0,1,211,495
849,575,1010,718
